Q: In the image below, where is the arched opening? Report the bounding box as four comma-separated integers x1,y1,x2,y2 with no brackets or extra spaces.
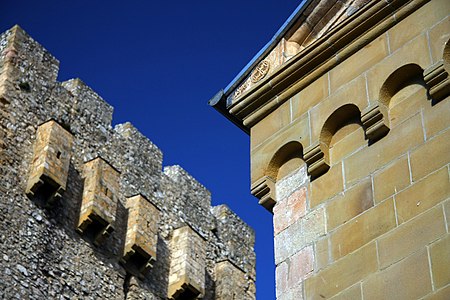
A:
319,104,363,165
443,38,450,73
379,64,428,126
266,141,305,182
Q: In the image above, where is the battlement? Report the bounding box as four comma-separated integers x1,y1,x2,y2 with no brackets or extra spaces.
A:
0,25,256,299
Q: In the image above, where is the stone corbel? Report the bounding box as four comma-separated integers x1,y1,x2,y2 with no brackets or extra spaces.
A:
424,60,450,104
304,143,329,179
251,176,276,212
361,104,389,143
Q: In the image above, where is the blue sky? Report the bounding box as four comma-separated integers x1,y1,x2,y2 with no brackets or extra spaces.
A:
1,1,299,298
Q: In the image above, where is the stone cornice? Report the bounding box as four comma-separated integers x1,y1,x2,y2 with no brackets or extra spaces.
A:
215,0,430,132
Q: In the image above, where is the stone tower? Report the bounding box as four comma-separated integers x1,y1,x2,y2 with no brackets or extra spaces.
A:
0,25,256,299
211,0,450,299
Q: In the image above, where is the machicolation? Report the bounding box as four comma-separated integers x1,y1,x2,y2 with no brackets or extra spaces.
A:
0,25,256,299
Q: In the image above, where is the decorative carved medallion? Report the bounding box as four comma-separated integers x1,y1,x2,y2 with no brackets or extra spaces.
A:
251,60,270,83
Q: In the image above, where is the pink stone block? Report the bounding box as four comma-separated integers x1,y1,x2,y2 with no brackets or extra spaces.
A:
273,187,307,235
288,245,314,287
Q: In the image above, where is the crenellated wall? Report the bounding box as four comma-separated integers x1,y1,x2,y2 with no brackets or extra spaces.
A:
0,25,255,299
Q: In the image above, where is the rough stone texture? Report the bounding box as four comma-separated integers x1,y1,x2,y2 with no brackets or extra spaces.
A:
25,120,74,201
215,260,255,300
77,157,120,245
168,226,206,299
0,26,255,299
123,194,160,274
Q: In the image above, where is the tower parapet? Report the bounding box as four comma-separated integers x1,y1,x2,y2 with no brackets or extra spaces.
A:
0,25,256,299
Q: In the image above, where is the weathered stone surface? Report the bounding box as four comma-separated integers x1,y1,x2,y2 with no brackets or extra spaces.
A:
0,26,256,299
362,250,432,300
326,178,373,231
377,206,446,269
304,243,377,299
167,226,206,299
329,198,396,261
215,260,255,300
122,195,160,274
395,167,450,224
430,234,450,289
25,120,74,202
372,155,410,203
211,1,450,299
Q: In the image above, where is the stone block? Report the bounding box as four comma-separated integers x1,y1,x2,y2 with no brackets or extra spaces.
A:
310,163,343,208
288,245,314,287
330,34,388,92
315,237,329,272
122,194,160,275
422,285,450,300
424,96,450,139
326,178,373,231
274,219,302,265
344,113,424,186
362,249,432,300
77,157,120,245
430,234,450,289
367,34,431,103
273,187,307,235
215,260,250,300
276,261,289,297
251,100,291,149
278,284,304,300
329,123,366,164
373,155,410,203
388,83,428,128
168,226,206,299
377,206,446,269
329,198,396,261
388,0,449,53
410,128,450,182
274,208,325,265
429,16,450,64
304,243,377,299
275,167,308,201
291,73,329,121
329,283,361,300
26,120,74,202
395,167,450,224
302,207,326,244
310,76,368,142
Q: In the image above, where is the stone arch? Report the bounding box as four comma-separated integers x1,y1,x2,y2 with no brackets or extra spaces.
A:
379,64,426,114
319,104,363,165
443,38,450,73
266,141,305,181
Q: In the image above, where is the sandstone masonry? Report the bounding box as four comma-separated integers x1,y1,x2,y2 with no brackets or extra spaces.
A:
0,25,256,299
211,0,450,299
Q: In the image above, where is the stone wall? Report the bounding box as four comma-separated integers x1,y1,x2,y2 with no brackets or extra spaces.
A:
212,0,450,299
0,25,256,299
251,1,450,299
